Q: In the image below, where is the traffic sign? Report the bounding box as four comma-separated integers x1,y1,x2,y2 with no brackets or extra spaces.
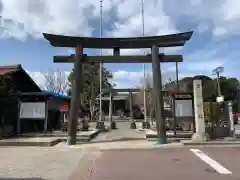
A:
60,103,69,112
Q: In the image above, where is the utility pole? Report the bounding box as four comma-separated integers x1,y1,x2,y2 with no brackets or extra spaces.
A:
99,0,103,122
212,66,224,99
141,0,148,124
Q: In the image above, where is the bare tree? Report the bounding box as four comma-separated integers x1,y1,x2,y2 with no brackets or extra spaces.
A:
134,71,176,123
41,69,68,94
134,73,153,115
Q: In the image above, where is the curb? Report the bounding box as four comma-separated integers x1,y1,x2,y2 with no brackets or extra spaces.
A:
0,130,101,147
0,138,61,147
181,140,240,145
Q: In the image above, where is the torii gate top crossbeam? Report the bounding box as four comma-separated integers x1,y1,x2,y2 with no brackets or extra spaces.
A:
102,88,170,94
103,88,141,93
42,31,193,48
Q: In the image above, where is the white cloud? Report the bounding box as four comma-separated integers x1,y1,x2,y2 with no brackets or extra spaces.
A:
179,60,224,73
27,69,176,90
213,27,228,37
2,0,240,88
0,0,102,40
111,0,178,37
111,69,177,88
26,71,46,89
1,0,240,41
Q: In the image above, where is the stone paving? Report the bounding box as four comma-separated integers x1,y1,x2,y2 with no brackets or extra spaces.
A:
90,121,145,143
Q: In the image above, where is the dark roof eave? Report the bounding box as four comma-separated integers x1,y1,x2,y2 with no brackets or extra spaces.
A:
53,95,71,101
41,90,71,100
43,31,193,48
17,92,53,97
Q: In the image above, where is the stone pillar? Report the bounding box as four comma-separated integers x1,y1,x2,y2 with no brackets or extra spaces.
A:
109,91,116,129
228,101,235,137
129,91,137,129
191,79,209,141
108,91,113,123
67,44,83,145
129,91,133,119
151,45,166,144
44,100,48,133
17,99,21,135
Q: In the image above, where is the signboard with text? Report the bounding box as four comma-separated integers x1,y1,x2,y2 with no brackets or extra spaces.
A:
20,102,46,119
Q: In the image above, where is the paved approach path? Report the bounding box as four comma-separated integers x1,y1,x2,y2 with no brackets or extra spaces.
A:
90,120,145,143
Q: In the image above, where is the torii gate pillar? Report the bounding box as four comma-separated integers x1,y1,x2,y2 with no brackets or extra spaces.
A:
151,45,167,144
67,45,83,145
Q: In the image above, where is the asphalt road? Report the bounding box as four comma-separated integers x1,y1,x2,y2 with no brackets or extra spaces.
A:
89,147,240,180
1,144,240,179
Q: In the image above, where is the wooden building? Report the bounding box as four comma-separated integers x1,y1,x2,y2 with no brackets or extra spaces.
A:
0,64,70,137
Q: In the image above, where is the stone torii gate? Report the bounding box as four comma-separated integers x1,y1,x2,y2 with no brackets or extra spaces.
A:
102,88,151,129
43,31,193,145
103,88,143,129
103,88,172,130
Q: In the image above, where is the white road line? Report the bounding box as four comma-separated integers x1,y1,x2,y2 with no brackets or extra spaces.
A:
190,149,232,174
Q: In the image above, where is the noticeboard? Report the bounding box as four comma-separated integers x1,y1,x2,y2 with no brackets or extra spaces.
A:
175,99,193,117
20,102,46,119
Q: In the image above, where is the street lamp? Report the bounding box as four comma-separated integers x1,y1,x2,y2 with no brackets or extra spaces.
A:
212,66,224,102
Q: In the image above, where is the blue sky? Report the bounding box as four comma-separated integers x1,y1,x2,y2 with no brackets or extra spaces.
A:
0,0,240,89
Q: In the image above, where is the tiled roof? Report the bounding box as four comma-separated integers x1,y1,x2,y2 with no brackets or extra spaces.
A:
0,64,42,92
0,65,21,75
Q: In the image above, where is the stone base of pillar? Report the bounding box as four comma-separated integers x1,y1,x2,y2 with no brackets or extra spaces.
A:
224,135,237,141
156,136,167,144
130,120,137,129
191,132,210,142
67,136,76,145
142,121,151,129
110,121,117,129
81,120,89,131
96,121,105,130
